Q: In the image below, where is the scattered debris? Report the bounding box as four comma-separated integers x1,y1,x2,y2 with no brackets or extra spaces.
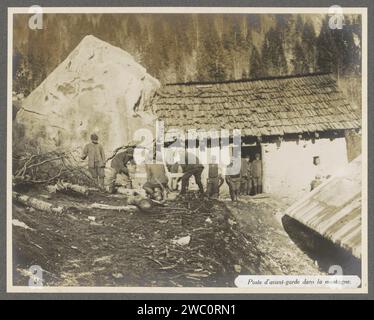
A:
171,235,191,246
228,218,236,226
205,217,213,224
13,190,263,287
12,219,34,231
234,265,242,273
46,185,58,193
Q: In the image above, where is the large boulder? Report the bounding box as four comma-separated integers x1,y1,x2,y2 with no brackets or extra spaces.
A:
16,35,160,155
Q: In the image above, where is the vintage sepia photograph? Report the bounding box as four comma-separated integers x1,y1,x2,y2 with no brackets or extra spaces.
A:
7,7,367,293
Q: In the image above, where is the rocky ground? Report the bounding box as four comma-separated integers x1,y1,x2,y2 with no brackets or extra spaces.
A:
12,188,322,288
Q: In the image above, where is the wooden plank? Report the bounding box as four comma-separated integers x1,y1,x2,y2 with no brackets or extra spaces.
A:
316,198,361,234
331,216,361,242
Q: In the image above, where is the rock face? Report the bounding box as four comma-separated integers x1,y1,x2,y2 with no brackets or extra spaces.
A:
16,35,160,154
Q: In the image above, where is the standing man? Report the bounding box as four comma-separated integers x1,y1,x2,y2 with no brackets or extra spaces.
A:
107,147,134,193
82,133,106,190
251,153,263,195
225,160,241,202
179,151,205,196
206,155,224,199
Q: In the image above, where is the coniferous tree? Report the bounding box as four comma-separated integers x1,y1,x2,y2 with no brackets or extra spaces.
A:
316,16,339,74
196,17,227,81
316,16,360,76
261,27,288,76
291,41,309,74
249,46,264,78
301,20,317,72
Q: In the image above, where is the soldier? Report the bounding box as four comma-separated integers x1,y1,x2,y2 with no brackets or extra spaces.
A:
251,153,263,195
178,151,205,196
225,160,241,202
81,133,106,190
107,147,134,193
206,155,224,199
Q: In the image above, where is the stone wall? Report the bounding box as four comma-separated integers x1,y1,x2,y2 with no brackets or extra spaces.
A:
262,137,349,202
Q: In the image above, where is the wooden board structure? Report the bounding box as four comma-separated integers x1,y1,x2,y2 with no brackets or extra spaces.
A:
285,156,362,259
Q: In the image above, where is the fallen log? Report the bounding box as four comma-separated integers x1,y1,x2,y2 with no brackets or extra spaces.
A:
89,203,138,212
13,192,65,214
90,196,154,212
250,193,270,199
46,180,90,196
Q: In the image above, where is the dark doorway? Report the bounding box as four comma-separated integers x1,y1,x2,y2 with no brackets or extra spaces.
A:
241,143,263,195
241,144,261,162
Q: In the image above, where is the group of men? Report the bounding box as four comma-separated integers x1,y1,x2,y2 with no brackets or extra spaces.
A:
82,134,263,202
211,153,262,202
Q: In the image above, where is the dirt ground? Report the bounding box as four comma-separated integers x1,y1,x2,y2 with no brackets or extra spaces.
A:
224,196,323,275
12,188,322,288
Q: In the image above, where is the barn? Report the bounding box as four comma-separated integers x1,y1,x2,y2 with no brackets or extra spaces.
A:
149,73,361,200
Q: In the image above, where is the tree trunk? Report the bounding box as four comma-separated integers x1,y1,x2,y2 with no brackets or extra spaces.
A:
13,192,65,214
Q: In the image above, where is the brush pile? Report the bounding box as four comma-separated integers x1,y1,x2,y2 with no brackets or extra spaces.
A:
13,148,97,189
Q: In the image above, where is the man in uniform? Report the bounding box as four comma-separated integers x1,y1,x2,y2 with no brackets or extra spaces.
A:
107,147,134,193
225,159,241,202
81,133,106,190
179,151,205,196
251,153,263,195
240,156,251,195
206,155,224,199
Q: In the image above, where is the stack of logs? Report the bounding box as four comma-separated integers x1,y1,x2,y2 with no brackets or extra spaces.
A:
13,180,154,214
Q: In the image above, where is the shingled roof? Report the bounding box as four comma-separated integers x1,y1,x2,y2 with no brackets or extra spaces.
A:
149,73,361,137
